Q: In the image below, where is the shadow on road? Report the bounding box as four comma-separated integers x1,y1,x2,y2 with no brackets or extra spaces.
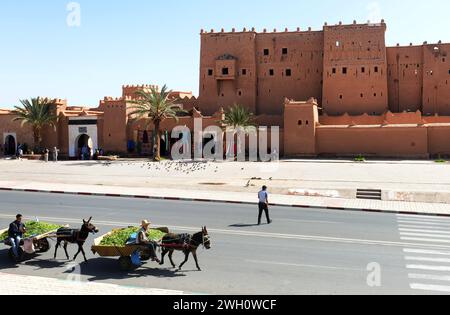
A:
229,223,260,228
73,258,186,282
0,249,20,270
23,258,69,270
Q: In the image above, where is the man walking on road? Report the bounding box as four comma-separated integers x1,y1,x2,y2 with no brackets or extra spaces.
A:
258,186,272,225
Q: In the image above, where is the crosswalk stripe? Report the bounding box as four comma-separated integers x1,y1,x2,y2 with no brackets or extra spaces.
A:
399,224,450,230
400,228,450,235
397,220,450,227
410,283,450,293
407,265,450,272
409,274,450,282
401,237,450,244
400,232,450,239
405,256,450,263
404,248,450,256
397,215,450,223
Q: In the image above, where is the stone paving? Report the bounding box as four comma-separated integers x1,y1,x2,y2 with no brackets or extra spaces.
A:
0,272,187,295
0,159,449,216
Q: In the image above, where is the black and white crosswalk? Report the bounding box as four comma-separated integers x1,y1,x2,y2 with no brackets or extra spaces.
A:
397,214,450,294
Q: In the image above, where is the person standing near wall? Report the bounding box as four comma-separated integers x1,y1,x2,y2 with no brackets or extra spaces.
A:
18,146,23,161
44,149,49,162
52,147,59,162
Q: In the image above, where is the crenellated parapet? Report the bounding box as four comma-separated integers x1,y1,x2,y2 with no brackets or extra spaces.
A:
200,20,387,36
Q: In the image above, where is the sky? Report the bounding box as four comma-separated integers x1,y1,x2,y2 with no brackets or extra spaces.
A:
0,0,449,108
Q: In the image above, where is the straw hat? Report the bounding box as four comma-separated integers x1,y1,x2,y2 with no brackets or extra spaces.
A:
141,220,151,228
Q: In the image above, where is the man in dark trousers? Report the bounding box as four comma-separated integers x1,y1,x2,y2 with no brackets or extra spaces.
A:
8,214,26,258
258,186,272,225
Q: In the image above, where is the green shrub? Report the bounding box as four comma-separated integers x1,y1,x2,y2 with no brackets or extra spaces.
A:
435,154,447,163
1,221,62,240
99,227,166,246
354,154,366,162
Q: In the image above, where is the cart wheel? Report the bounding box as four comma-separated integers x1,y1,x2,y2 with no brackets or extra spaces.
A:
8,247,24,263
37,238,51,253
118,256,133,271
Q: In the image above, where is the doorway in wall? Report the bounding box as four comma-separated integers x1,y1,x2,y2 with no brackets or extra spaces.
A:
76,134,92,159
4,135,16,156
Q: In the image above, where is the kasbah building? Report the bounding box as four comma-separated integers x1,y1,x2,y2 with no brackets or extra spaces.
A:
1,20,450,159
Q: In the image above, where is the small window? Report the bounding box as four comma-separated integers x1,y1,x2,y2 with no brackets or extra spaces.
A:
238,91,242,96
339,94,343,99
360,93,364,98
298,120,302,126
336,41,340,47
282,48,288,55
222,68,229,75
306,120,309,125
208,69,213,76
343,67,347,74
269,69,274,76
448,69,450,75
374,93,377,97
332,68,336,74
264,49,270,56
242,69,247,75
374,66,379,73
361,67,365,73
286,69,292,77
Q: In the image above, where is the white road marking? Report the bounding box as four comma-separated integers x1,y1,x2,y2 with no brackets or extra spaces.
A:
400,232,450,239
404,248,450,256
275,218,339,224
407,265,450,272
398,217,450,295
399,224,450,230
396,215,450,223
397,220,450,227
401,237,450,244
400,228,450,235
408,274,450,282
244,259,361,271
3,213,450,249
405,256,450,264
410,283,450,293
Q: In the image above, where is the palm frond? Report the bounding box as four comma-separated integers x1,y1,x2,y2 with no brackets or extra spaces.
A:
221,104,256,132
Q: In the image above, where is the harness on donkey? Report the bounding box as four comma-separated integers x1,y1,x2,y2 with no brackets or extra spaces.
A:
161,233,192,250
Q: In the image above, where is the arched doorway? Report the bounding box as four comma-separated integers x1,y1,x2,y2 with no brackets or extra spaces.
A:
4,135,16,156
76,134,93,160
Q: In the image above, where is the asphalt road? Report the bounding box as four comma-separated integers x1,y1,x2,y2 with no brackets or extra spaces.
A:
1,191,450,295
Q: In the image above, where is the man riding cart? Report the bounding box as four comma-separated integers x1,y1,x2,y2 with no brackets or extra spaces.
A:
7,214,26,259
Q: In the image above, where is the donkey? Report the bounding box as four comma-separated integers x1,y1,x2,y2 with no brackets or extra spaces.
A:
160,226,211,271
54,217,99,262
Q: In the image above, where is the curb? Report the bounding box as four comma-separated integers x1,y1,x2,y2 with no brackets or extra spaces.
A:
1,187,449,218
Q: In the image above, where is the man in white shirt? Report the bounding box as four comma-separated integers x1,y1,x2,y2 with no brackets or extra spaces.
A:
258,186,272,225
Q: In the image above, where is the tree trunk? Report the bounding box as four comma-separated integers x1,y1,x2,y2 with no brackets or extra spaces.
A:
33,127,42,151
154,120,161,162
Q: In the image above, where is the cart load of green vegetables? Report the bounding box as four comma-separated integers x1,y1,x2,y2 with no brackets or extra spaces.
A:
1,221,63,240
99,227,166,246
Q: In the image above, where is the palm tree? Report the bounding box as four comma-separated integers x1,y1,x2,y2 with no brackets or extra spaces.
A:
221,104,257,158
221,104,256,131
13,97,58,150
128,85,185,161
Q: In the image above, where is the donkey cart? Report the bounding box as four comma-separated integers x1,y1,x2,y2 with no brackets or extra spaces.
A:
91,227,170,271
0,228,56,263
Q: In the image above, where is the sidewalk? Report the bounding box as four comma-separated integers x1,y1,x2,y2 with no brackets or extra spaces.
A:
0,272,187,295
1,180,450,217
